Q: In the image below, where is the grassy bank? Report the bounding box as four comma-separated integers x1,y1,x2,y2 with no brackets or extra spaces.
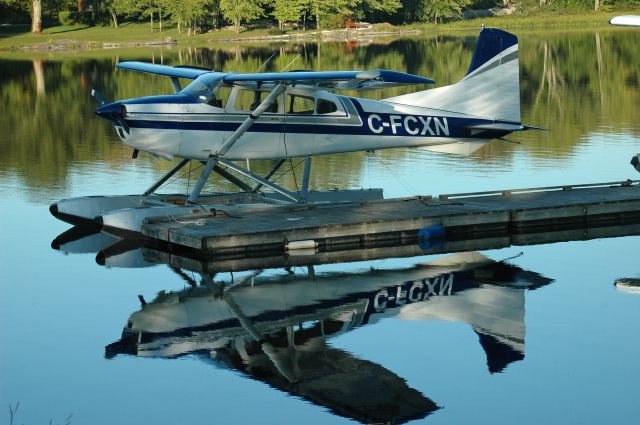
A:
0,21,264,50
0,9,638,50
412,9,639,32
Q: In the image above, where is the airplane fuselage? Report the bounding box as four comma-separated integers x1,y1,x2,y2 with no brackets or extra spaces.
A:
112,87,514,161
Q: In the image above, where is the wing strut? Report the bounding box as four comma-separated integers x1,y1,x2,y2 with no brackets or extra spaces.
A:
186,83,295,204
216,83,286,157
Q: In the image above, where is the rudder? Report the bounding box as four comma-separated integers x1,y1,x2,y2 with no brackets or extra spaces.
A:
385,28,521,123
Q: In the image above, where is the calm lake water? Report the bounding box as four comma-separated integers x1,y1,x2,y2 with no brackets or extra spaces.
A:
1,28,639,424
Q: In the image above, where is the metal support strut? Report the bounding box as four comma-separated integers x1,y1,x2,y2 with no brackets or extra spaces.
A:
217,158,298,202
156,84,296,205
216,83,286,157
300,155,312,203
251,159,286,193
143,158,190,195
187,156,218,204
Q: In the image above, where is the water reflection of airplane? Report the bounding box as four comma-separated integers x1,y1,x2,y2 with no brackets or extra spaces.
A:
106,252,552,424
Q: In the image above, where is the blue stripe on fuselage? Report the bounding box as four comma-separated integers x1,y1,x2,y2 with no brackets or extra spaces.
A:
125,98,514,139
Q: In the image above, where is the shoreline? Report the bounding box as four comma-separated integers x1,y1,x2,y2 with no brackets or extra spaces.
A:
1,10,637,52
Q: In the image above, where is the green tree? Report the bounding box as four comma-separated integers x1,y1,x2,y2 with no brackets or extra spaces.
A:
272,0,305,29
109,0,140,23
418,0,470,24
220,0,264,33
310,0,350,29
162,0,218,35
91,0,122,27
358,0,401,14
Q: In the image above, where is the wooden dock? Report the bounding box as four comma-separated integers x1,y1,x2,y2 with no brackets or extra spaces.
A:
140,222,640,273
141,180,640,256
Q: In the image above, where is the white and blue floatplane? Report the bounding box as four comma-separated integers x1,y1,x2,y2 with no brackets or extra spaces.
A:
50,28,539,233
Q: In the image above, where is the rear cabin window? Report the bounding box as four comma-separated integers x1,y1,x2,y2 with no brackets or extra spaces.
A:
287,94,315,114
235,89,278,113
316,99,338,114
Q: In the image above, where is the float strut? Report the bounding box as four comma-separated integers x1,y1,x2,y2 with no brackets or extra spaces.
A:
217,158,298,202
210,163,253,193
187,156,217,204
299,155,312,203
251,159,286,193
144,158,190,195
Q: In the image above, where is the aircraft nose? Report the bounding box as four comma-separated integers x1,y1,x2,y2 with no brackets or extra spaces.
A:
95,101,124,120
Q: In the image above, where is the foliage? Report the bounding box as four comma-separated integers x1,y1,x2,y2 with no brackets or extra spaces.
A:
58,9,93,24
2,0,640,36
267,27,286,35
418,0,472,24
219,0,265,33
272,0,305,28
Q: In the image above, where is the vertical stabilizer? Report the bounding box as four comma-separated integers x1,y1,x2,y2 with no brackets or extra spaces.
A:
385,28,521,123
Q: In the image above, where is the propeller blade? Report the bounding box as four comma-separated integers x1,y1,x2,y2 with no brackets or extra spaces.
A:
91,89,109,106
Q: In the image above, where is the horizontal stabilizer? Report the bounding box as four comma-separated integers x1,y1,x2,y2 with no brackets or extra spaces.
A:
420,141,488,156
463,123,524,132
522,124,549,131
419,251,493,267
463,123,549,133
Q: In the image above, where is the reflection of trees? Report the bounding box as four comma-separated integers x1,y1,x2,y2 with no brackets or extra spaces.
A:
533,41,565,117
518,30,640,158
32,59,45,98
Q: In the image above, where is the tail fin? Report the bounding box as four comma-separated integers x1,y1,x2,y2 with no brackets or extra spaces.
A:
386,28,521,123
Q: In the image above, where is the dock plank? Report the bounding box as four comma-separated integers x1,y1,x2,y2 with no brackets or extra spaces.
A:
141,180,640,253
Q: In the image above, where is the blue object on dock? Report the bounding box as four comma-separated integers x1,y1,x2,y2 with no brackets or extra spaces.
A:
417,225,446,240
418,237,445,251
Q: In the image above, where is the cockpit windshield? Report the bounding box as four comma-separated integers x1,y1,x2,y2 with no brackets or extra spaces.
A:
180,73,225,106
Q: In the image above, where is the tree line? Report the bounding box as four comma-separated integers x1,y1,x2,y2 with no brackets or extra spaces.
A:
1,0,636,34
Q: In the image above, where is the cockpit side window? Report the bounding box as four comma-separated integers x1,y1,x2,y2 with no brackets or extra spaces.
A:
212,86,232,108
235,89,279,113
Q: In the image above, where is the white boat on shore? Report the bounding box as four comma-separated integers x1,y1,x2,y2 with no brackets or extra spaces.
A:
609,15,640,27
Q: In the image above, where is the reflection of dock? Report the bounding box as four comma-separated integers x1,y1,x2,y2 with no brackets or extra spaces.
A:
142,180,640,255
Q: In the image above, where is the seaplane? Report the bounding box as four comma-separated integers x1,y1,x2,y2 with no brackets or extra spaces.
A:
50,28,536,233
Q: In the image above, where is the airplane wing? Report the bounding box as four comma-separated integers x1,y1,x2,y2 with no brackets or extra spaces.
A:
116,61,211,79
222,70,435,89
116,61,435,89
